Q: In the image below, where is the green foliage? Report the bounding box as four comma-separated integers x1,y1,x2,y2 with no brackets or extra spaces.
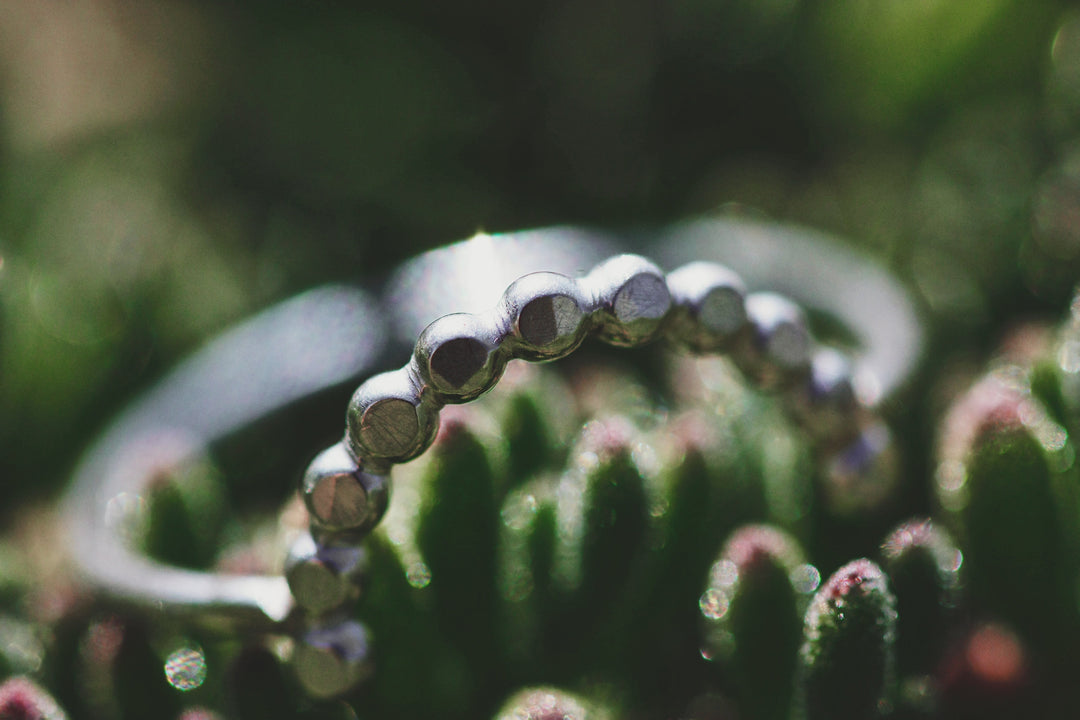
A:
5,2,1080,718
701,526,805,720
798,559,896,720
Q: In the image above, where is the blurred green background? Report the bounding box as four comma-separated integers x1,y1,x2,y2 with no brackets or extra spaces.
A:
2,0,1079,539
5,3,1080,719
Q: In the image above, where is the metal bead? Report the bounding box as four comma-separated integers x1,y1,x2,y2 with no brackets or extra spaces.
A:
293,617,373,699
735,292,812,388
346,368,439,463
415,312,507,403
500,271,590,361
301,443,390,533
665,261,748,352
787,347,863,443
585,254,672,347
807,346,860,413
821,420,898,515
285,532,367,616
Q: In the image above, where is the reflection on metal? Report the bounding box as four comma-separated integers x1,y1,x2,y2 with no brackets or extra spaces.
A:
654,216,924,404
385,228,619,346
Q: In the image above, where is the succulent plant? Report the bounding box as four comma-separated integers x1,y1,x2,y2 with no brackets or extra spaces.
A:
797,558,896,720
0,677,68,720
700,525,807,720
11,290,1080,719
493,687,611,720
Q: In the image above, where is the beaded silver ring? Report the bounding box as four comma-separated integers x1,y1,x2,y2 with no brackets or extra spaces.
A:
63,220,924,700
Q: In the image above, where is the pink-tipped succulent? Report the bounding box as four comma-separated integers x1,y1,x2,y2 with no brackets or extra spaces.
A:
700,524,808,720
0,678,67,720
493,687,608,720
935,365,1076,653
881,519,961,676
799,559,897,720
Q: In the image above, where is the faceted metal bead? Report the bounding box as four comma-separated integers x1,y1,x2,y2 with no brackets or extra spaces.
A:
585,254,672,347
293,617,373,699
735,292,812,388
788,347,863,444
301,443,389,533
665,261,748,353
346,368,439,464
822,420,898,515
285,532,367,616
415,312,508,403
807,346,860,413
500,271,590,361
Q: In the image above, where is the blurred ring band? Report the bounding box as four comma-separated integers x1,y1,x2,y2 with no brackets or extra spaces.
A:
62,286,387,631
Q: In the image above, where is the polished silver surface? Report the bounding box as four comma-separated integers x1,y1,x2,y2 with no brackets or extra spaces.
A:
807,347,857,402
665,260,748,353
285,532,367,616
302,443,390,534
499,271,590,361
346,367,440,465
293,618,373,699
386,228,619,346
787,347,862,442
415,312,509,402
737,291,812,388
584,254,672,347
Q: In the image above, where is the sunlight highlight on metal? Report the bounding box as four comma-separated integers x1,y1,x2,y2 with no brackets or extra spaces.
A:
385,227,618,346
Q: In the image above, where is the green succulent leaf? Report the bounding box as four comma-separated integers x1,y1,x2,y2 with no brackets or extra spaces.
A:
880,519,960,677
798,558,897,720
700,524,808,720
141,455,228,571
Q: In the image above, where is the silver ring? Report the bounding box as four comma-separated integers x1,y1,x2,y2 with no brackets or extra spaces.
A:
62,221,923,699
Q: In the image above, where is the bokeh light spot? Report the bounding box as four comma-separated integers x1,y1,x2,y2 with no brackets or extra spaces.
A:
791,563,822,594
164,646,207,692
699,588,729,620
967,624,1024,685
406,561,432,589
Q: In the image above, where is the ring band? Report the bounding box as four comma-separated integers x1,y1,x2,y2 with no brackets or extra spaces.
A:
63,286,388,630
62,221,923,699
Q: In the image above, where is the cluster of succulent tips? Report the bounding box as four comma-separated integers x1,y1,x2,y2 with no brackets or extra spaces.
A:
4,289,1080,720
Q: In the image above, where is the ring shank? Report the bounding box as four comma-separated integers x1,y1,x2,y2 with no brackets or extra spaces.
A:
64,287,385,631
